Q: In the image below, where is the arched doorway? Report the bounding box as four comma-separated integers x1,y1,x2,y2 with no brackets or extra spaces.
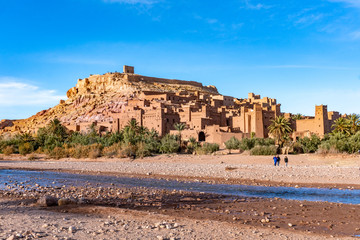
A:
198,131,206,142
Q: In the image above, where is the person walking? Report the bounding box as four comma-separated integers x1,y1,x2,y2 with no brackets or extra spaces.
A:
284,156,289,166
273,155,277,166
276,155,280,166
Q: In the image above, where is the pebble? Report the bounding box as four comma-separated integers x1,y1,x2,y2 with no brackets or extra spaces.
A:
68,226,76,233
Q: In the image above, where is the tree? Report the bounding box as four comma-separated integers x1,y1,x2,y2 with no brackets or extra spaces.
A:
292,113,303,120
332,117,350,135
348,114,360,135
48,119,68,140
123,119,141,145
268,116,292,147
174,122,186,146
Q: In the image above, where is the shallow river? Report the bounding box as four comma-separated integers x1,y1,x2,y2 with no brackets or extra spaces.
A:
1,169,360,204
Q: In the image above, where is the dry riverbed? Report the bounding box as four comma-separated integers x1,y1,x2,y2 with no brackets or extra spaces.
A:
1,153,360,239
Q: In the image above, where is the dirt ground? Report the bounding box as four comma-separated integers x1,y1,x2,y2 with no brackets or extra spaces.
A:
1,152,360,239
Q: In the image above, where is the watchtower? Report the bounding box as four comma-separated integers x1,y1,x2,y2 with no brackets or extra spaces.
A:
315,105,330,134
123,65,134,74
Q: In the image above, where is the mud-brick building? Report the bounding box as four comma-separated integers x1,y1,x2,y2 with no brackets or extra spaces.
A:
291,105,341,139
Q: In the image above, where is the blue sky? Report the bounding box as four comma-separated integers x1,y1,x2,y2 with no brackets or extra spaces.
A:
1,0,360,119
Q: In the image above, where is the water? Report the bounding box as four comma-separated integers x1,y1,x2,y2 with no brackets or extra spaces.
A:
1,169,360,204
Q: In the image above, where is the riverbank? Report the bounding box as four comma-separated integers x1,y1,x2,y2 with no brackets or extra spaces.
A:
1,152,360,189
1,153,360,239
0,178,358,239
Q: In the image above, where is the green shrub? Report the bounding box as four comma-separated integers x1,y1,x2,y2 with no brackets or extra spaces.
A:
224,137,240,153
159,134,179,154
292,141,303,154
186,137,199,154
239,138,255,151
298,135,321,153
19,142,34,155
250,145,277,155
195,143,219,155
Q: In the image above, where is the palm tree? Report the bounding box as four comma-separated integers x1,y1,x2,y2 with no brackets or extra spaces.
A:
174,122,186,146
123,119,141,145
332,117,350,135
292,113,303,120
17,133,34,143
268,116,292,147
348,114,360,134
48,118,68,140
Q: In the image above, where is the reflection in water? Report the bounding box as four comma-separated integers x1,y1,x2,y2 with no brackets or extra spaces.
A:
1,169,360,204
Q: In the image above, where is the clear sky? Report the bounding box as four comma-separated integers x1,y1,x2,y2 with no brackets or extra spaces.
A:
1,0,360,119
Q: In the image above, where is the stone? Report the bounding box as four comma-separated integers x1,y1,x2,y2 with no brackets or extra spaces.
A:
68,226,76,233
38,195,58,207
58,198,76,206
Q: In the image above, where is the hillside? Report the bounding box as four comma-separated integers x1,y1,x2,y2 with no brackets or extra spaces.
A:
0,69,219,135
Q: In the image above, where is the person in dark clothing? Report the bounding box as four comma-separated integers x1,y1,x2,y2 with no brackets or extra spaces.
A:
284,156,289,166
276,155,280,166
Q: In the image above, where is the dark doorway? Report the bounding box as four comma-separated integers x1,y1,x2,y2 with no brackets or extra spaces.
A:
198,131,206,142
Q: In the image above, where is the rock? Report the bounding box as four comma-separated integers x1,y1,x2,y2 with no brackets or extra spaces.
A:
6,235,17,240
38,195,58,207
58,198,76,206
68,226,76,233
288,223,293,227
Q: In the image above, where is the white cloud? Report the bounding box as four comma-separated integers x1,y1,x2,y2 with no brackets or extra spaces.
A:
244,0,271,10
103,0,158,4
294,13,324,25
350,30,360,40
0,77,66,107
328,0,360,8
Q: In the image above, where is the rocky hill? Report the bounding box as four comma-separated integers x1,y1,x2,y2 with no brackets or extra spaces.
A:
0,69,219,135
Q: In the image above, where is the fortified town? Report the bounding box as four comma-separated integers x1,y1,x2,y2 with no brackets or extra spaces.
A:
0,66,342,146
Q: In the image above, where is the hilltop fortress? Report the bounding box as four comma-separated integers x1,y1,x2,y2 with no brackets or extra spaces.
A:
0,66,342,146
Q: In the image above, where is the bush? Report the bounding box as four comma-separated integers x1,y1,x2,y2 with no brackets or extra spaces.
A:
136,142,151,158
239,138,255,151
250,145,277,155
292,141,303,154
186,137,199,154
48,147,68,160
118,143,137,158
3,146,14,155
159,134,179,154
317,142,339,154
19,142,34,155
195,143,219,155
27,153,37,161
103,143,121,158
298,135,321,153
87,143,103,159
224,137,240,153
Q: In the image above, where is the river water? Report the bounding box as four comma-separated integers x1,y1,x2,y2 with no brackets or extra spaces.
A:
1,169,360,204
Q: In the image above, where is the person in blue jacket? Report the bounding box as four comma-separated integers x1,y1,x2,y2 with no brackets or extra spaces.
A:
273,155,277,166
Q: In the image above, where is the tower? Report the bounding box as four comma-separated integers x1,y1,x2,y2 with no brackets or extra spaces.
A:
315,105,329,135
